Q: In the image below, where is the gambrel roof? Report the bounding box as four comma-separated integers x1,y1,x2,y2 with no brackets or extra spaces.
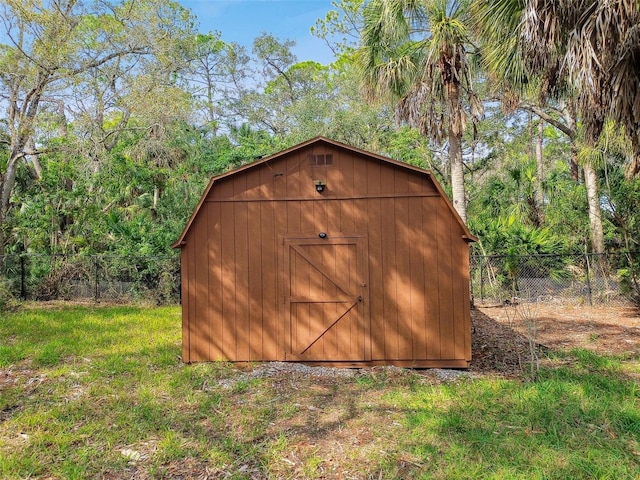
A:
172,136,476,248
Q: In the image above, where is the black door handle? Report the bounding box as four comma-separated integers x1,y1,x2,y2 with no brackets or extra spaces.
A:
358,295,363,302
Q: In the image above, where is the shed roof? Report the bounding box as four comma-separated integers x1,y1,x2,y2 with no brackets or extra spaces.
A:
172,136,477,248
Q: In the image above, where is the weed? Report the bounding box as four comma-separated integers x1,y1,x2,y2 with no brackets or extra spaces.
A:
355,374,378,391
303,452,323,478
503,301,541,381
232,379,251,394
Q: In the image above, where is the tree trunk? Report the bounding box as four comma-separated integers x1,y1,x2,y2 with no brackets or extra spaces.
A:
447,81,467,224
26,137,43,180
1,70,48,254
450,130,466,224
57,99,68,138
626,149,640,178
583,163,605,254
0,151,21,255
535,119,544,215
561,102,580,181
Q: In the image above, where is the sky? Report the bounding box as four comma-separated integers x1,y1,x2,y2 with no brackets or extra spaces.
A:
176,0,338,65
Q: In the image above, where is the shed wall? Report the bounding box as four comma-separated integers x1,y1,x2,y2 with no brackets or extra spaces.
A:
180,143,471,365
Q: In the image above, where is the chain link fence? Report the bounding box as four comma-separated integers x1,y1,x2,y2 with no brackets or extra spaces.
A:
471,252,640,307
2,252,639,307
0,254,180,305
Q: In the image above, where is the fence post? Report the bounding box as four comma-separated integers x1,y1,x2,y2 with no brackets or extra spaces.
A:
584,253,593,306
479,257,484,303
20,255,26,300
94,255,99,302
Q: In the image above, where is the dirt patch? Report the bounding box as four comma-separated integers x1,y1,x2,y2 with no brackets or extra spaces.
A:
470,303,640,375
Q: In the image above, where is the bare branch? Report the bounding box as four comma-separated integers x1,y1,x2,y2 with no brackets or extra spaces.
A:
519,102,576,140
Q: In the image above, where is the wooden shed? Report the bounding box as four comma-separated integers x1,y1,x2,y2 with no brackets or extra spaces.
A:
172,137,477,368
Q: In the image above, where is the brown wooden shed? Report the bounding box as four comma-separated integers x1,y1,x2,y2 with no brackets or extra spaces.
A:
172,137,477,368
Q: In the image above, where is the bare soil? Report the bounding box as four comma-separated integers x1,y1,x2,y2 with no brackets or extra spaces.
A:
471,303,640,375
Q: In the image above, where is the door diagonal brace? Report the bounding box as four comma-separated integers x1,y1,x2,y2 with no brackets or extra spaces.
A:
289,244,354,296
298,300,358,355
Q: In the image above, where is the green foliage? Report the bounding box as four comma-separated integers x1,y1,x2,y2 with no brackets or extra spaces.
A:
1,0,640,276
311,0,364,54
602,163,640,252
473,214,562,257
384,127,437,169
0,278,19,314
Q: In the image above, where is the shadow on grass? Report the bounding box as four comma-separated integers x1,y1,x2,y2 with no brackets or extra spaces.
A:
3,305,639,479
413,361,640,479
159,354,640,479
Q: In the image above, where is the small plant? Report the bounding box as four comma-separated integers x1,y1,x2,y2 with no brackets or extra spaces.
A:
303,452,323,478
232,378,251,393
519,302,541,381
0,279,19,313
502,300,541,381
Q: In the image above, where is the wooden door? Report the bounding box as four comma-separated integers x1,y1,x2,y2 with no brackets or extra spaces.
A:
282,235,369,362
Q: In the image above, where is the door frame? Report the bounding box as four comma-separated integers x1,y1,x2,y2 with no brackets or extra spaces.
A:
279,233,370,362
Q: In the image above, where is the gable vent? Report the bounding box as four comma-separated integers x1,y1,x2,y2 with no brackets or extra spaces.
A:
309,153,333,167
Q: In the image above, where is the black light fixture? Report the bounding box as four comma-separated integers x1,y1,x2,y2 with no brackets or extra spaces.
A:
318,232,328,239
314,180,326,193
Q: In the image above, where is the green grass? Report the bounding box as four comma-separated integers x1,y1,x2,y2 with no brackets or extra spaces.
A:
1,305,639,479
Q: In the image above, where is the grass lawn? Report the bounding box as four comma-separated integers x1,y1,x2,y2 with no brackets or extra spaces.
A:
1,304,639,479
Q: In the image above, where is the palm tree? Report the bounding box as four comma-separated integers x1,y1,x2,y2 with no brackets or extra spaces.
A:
519,0,640,178
470,0,613,255
355,0,482,223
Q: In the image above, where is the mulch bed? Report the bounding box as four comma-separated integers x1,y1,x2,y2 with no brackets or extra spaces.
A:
470,303,640,375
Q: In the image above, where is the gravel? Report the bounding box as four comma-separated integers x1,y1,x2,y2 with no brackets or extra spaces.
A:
216,361,472,389
217,362,356,388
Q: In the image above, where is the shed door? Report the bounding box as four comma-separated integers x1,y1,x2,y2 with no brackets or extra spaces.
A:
283,236,369,362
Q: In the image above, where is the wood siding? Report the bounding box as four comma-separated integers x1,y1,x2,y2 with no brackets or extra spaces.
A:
178,139,473,367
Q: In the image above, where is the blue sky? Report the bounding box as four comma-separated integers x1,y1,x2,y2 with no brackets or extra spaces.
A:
177,0,337,64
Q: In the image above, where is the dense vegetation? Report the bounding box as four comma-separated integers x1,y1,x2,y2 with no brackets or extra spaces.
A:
1,0,639,267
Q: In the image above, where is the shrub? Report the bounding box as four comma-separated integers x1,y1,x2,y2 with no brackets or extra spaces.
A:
0,279,19,313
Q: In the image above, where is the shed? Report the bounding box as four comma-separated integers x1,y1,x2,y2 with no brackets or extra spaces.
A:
172,137,477,367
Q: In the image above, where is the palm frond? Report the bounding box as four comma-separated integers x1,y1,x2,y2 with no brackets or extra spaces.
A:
355,0,482,144
469,0,536,107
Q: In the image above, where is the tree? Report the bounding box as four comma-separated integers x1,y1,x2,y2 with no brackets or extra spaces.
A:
236,32,426,167
312,0,366,55
355,0,482,223
184,32,249,135
473,0,640,172
229,34,324,138
510,0,640,177
470,0,612,254
467,108,591,256
228,34,369,144
0,0,196,253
